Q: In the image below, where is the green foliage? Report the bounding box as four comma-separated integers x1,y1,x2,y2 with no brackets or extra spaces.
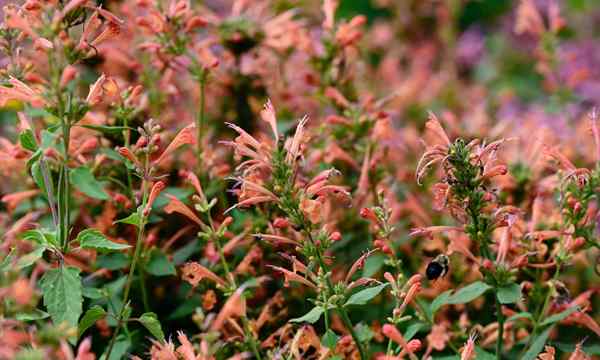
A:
344,283,389,306
70,167,110,200
76,229,131,251
138,312,165,342
39,266,83,329
290,306,324,324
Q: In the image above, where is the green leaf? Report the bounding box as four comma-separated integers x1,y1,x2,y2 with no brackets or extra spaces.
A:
78,305,106,337
19,129,37,151
355,323,374,342
39,266,83,328
102,335,130,360
115,212,141,228
16,309,49,321
76,229,131,252
362,253,385,277
447,281,491,304
522,326,553,360
138,312,165,342
79,124,131,136
344,283,388,306
431,282,491,314
22,229,58,248
431,290,453,313
404,322,424,341
539,306,579,327
96,253,129,270
474,346,497,360
506,312,533,323
322,329,338,349
0,248,16,272
497,283,521,304
145,250,176,276
16,246,45,270
70,167,109,200
82,287,104,299
153,187,194,210
290,306,324,324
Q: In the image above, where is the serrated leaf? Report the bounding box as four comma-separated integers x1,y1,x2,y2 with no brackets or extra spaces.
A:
522,326,553,360
39,266,82,328
16,309,49,321
322,329,338,349
145,250,176,276
76,229,131,251
16,246,45,270
79,305,106,337
539,306,579,327
290,306,324,324
344,283,388,306
139,312,165,342
70,167,109,200
22,229,58,248
497,283,521,304
19,129,37,151
115,212,141,228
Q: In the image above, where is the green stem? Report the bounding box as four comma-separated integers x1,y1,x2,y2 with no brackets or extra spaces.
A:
312,238,367,360
496,296,504,360
105,179,148,360
122,116,134,201
139,267,150,313
521,268,560,356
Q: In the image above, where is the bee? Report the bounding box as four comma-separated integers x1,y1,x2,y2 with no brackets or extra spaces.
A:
426,254,449,280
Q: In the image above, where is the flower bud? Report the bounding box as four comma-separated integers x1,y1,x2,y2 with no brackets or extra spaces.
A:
273,217,290,229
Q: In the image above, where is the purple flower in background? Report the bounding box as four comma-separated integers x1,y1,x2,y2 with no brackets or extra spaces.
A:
558,40,600,104
456,26,485,68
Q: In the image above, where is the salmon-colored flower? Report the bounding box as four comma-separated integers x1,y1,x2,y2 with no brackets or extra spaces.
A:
181,261,227,288
164,195,206,227
211,286,247,331
1,189,39,211
153,124,195,166
0,77,45,108
143,181,165,216
268,265,317,289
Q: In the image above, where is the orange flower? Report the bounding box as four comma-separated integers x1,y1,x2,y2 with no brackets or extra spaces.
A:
181,261,227,288
143,181,165,216
0,77,45,108
164,195,206,227
1,189,39,211
211,286,247,331
154,124,196,166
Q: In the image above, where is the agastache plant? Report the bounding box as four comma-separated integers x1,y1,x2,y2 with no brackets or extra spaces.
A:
1,0,600,359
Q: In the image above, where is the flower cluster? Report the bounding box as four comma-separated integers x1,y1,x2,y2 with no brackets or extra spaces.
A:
0,0,599,359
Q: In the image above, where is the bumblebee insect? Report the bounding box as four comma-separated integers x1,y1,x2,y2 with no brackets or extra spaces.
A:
426,254,449,280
